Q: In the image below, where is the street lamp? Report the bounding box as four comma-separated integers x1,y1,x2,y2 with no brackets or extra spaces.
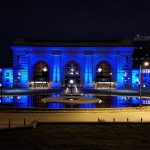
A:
98,67,102,73
139,61,149,108
17,72,21,88
42,67,48,88
110,72,112,89
69,79,74,84
42,67,47,72
97,67,103,89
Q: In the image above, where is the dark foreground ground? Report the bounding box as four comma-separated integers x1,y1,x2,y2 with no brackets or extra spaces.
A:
1,124,150,150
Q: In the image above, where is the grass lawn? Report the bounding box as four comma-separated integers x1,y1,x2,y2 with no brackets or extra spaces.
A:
0,124,150,150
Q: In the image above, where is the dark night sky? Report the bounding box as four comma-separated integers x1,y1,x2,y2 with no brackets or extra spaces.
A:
0,0,150,67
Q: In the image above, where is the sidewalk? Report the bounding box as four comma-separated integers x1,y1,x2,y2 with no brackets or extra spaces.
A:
1,106,150,129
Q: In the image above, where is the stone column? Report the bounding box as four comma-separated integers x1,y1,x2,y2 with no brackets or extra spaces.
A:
84,52,93,88
52,53,61,88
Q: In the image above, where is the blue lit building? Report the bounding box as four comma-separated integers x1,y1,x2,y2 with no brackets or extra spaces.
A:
2,39,136,89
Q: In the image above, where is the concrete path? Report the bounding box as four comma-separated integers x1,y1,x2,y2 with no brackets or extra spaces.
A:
1,107,150,129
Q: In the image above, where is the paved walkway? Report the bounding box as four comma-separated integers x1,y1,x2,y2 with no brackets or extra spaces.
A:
1,107,150,129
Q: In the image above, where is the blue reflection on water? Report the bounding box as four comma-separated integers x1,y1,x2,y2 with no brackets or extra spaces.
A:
80,103,96,108
132,97,140,105
50,94,61,98
83,94,95,98
1,94,150,109
1,95,33,108
116,96,132,107
48,102,65,108
2,96,13,104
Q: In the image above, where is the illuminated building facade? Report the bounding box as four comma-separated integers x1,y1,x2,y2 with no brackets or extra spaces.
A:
1,39,135,89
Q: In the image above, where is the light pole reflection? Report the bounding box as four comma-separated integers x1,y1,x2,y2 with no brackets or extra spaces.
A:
139,61,149,108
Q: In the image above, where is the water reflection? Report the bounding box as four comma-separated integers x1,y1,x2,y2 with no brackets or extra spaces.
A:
48,103,65,109
2,96,33,108
1,94,150,109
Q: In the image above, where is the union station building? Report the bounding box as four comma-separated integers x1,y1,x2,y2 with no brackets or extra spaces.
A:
1,39,139,89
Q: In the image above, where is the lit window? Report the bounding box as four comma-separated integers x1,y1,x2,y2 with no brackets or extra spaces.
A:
6,72,9,76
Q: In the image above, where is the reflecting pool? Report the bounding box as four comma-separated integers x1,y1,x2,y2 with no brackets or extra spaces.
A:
0,94,150,109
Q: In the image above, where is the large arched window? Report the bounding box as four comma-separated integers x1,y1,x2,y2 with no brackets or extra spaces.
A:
34,62,49,81
64,61,80,87
96,61,112,82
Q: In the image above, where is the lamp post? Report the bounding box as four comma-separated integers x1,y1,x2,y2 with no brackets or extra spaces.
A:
139,64,142,108
0,83,2,104
110,72,112,89
98,67,102,73
139,61,149,108
97,67,102,89
69,79,74,95
17,72,21,88
42,67,48,88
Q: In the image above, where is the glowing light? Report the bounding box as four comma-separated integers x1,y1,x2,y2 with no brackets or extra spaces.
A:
142,69,150,73
31,81,47,84
99,99,102,103
69,79,74,84
65,88,69,93
17,96,21,100
42,67,48,72
70,68,75,72
124,73,127,77
18,72,21,76
144,62,149,66
98,68,102,72
6,72,9,76
75,86,78,93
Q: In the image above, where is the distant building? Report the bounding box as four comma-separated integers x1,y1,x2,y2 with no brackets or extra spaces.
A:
132,35,150,68
132,35,150,89
0,38,138,89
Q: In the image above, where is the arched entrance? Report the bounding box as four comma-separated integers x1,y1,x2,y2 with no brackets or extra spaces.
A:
95,61,114,89
31,61,49,88
64,61,81,88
